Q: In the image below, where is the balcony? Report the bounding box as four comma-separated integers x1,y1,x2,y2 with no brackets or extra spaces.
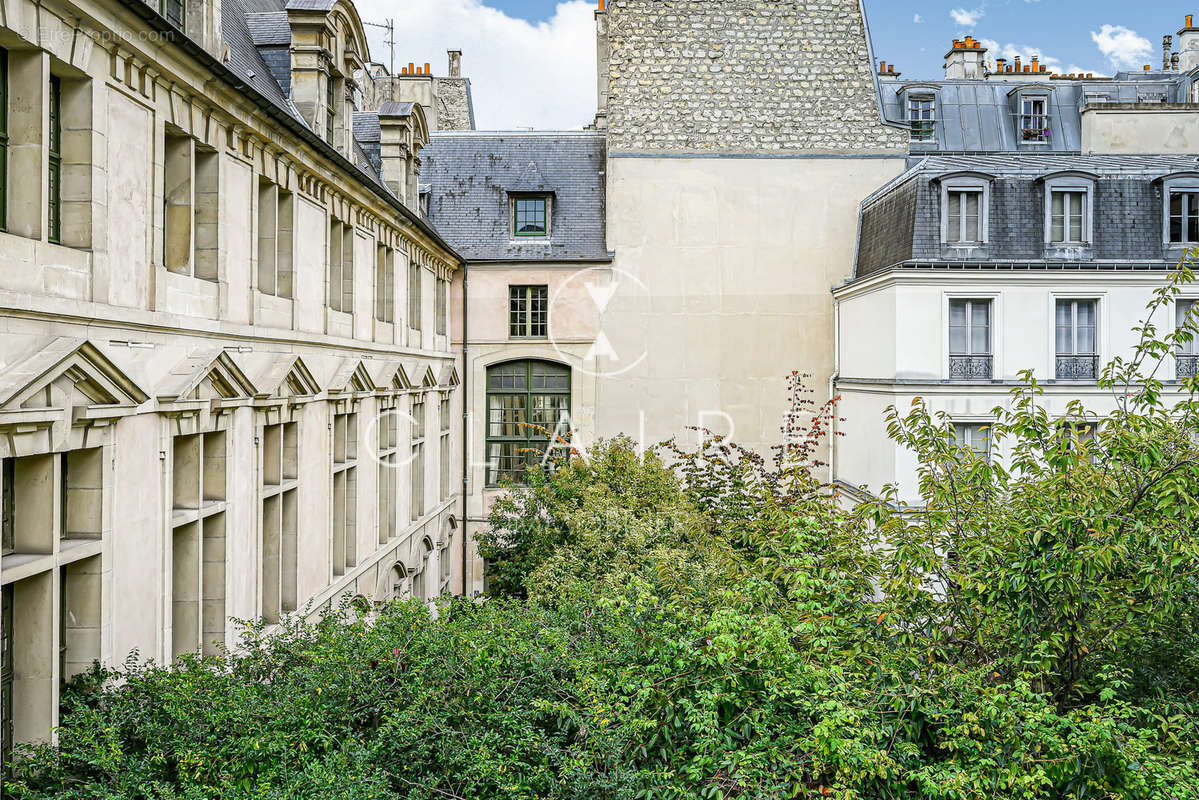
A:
1056,355,1098,380
1178,354,1199,380
949,355,993,381
1016,114,1051,143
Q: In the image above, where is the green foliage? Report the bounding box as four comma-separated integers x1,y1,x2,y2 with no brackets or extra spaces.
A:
8,270,1199,798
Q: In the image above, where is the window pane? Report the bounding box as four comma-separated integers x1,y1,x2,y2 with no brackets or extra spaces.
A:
1076,300,1095,327
949,300,967,327
947,193,962,243
1052,192,1064,217
964,194,979,242
488,395,527,438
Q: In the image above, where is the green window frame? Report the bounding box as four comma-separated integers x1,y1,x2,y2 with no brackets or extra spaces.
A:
47,75,61,244
0,48,8,231
512,196,548,238
509,285,548,338
485,360,570,486
161,0,184,28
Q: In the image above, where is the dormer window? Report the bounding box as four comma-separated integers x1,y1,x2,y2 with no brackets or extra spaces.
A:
161,0,184,28
1019,97,1048,143
909,96,936,142
325,74,337,145
937,174,992,250
513,195,549,238
1170,190,1199,244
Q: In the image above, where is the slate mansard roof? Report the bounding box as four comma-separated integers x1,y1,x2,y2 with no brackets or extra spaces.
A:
853,153,1199,280
879,72,1193,152
421,132,611,263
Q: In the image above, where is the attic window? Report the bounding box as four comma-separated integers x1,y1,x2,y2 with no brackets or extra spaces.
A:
512,196,549,238
161,0,184,28
1019,96,1049,143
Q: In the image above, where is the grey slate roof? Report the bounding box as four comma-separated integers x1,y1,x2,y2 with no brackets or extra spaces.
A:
908,153,1199,177
854,152,1199,279
880,74,1190,152
422,132,610,262
221,0,301,123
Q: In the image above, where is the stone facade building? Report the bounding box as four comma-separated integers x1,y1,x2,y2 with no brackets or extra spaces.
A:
0,0,463,756
593,0,908,457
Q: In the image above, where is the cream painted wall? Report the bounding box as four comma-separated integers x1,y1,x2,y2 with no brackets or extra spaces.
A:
1082,108,1199,154
600,155,906,454
833,271,1194,502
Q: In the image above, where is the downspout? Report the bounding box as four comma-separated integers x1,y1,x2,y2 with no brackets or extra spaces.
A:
460,260,470,597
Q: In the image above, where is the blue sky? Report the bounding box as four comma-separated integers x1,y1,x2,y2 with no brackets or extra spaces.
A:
357,0,1187,130
484,0,1186,78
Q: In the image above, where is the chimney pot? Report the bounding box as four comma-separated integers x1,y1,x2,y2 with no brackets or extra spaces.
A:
1188,14,1195,28
879,60,886,73
424,62,431,74
599,0,605,9
408,62,415,75
447,50,462,77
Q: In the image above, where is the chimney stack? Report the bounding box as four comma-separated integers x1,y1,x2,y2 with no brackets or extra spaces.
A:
1181,15,1199,71
944,36,988,79
1164,35,1174,70
594,0,610,130
448,50,462,77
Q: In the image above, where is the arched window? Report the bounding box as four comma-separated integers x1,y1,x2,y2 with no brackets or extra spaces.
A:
485,360,570,486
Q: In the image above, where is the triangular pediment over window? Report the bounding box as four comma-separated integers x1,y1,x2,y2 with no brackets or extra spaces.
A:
369,359,411,392
328,358,377,395
158,350,259,402
246,354,321,399
421,366,439,389
0,338,148,413
438,364,460,389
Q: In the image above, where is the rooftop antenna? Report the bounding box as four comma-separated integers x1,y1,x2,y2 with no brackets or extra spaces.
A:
364,18,395,78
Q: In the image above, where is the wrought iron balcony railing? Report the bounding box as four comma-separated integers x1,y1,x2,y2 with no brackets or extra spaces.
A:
1056,355,1099,380
1178,354,1199,380
949,355,993,381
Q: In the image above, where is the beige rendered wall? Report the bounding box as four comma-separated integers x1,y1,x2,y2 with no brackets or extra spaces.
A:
598,155,906,454
1082,106,1199,154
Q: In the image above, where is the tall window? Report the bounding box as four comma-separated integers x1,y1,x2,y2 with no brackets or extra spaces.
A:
257,179,294,298
170,432,227,660
513,196,548,237
375,244,395,323
1177,299,1198,380
509,285,548,338
908,96,935,142
948,299,992,380
47,75,61,243
1056,299,1098,380
486,361,570,486
408,261,422,331
953,423,991,461
946,190,982,244
325,73,337,146
260,421,298,623
0,48,8,231
436,276,448,335
411,394,425,520
331,412,358,577
1020,97,1048,142
377,402,398,545
328,216,353,312
1,449,103,749
1050,190,1086,244
1169,190,1199,245
164,128,219,280
161,0,184,27
440,393,452,500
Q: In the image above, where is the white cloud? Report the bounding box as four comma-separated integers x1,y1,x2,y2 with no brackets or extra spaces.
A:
950,7,984,27
913,13,924,23
1090,24,1153,70
977,37,1104,77
354,0,597,130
